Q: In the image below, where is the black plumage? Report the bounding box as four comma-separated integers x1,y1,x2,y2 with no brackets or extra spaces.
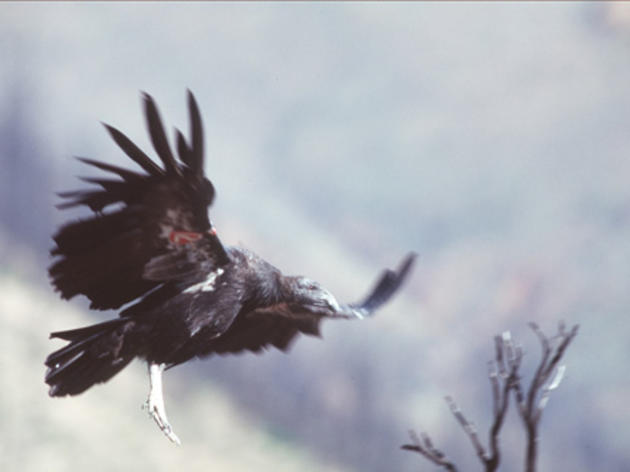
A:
45,91,415,442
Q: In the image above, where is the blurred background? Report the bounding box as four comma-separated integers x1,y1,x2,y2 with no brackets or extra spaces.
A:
1,2,629,471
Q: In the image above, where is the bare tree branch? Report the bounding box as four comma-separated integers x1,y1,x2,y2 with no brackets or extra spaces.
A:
537,364,565,413
489,360,500,417
402,429,458,471
446,395,489,463
403,321,578,472
516,322,579,472
487,332,522,471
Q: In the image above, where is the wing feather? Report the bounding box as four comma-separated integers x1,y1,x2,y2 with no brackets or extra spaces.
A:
142,92,181,176
187,89,204,174
76,157,145,182
175,129,191,168
50,91,229,310
102,123,163,176
352,252,416,315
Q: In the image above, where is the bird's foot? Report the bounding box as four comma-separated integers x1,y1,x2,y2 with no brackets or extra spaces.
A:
143,363,181,445
144,395,181,445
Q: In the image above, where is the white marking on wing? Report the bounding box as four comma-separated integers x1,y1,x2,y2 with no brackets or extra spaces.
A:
165,208,179,221
183,268,225,294
160,209,179,242
159,224,173,240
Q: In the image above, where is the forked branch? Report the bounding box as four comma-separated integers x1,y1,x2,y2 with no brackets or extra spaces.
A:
403,322,578,472
514,322,579,472
401,430,458,471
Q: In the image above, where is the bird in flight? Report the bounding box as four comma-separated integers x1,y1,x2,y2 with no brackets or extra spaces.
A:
45,91,415,444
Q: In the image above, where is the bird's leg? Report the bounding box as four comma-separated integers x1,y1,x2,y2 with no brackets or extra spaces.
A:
144,362,181,445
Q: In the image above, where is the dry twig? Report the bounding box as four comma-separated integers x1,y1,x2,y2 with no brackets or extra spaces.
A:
402,429,458,471
403,322,578,472
514,322,579,472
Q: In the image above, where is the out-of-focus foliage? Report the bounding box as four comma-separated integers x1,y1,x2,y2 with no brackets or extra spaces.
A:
1,3,630,471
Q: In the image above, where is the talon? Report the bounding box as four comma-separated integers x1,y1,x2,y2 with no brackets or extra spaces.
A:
146,362,181,445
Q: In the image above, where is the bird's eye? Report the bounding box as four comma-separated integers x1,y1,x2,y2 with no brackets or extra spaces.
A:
302,282,317,291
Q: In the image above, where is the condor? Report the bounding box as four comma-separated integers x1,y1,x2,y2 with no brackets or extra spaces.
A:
45,91,415,444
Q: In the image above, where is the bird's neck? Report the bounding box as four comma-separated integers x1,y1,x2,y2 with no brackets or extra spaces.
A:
275,275,304,304
248,268,288,306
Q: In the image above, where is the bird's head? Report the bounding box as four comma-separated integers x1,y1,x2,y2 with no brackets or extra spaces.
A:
288,276,342,313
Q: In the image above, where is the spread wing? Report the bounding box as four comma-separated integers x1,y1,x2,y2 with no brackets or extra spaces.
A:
49,91,230,310
209,253,416,354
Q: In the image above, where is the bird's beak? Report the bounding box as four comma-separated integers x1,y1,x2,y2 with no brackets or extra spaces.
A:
322,292,342,313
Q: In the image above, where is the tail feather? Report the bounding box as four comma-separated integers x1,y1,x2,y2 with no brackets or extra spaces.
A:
45,318,136,397
46,331,104,367
50,318,133,342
